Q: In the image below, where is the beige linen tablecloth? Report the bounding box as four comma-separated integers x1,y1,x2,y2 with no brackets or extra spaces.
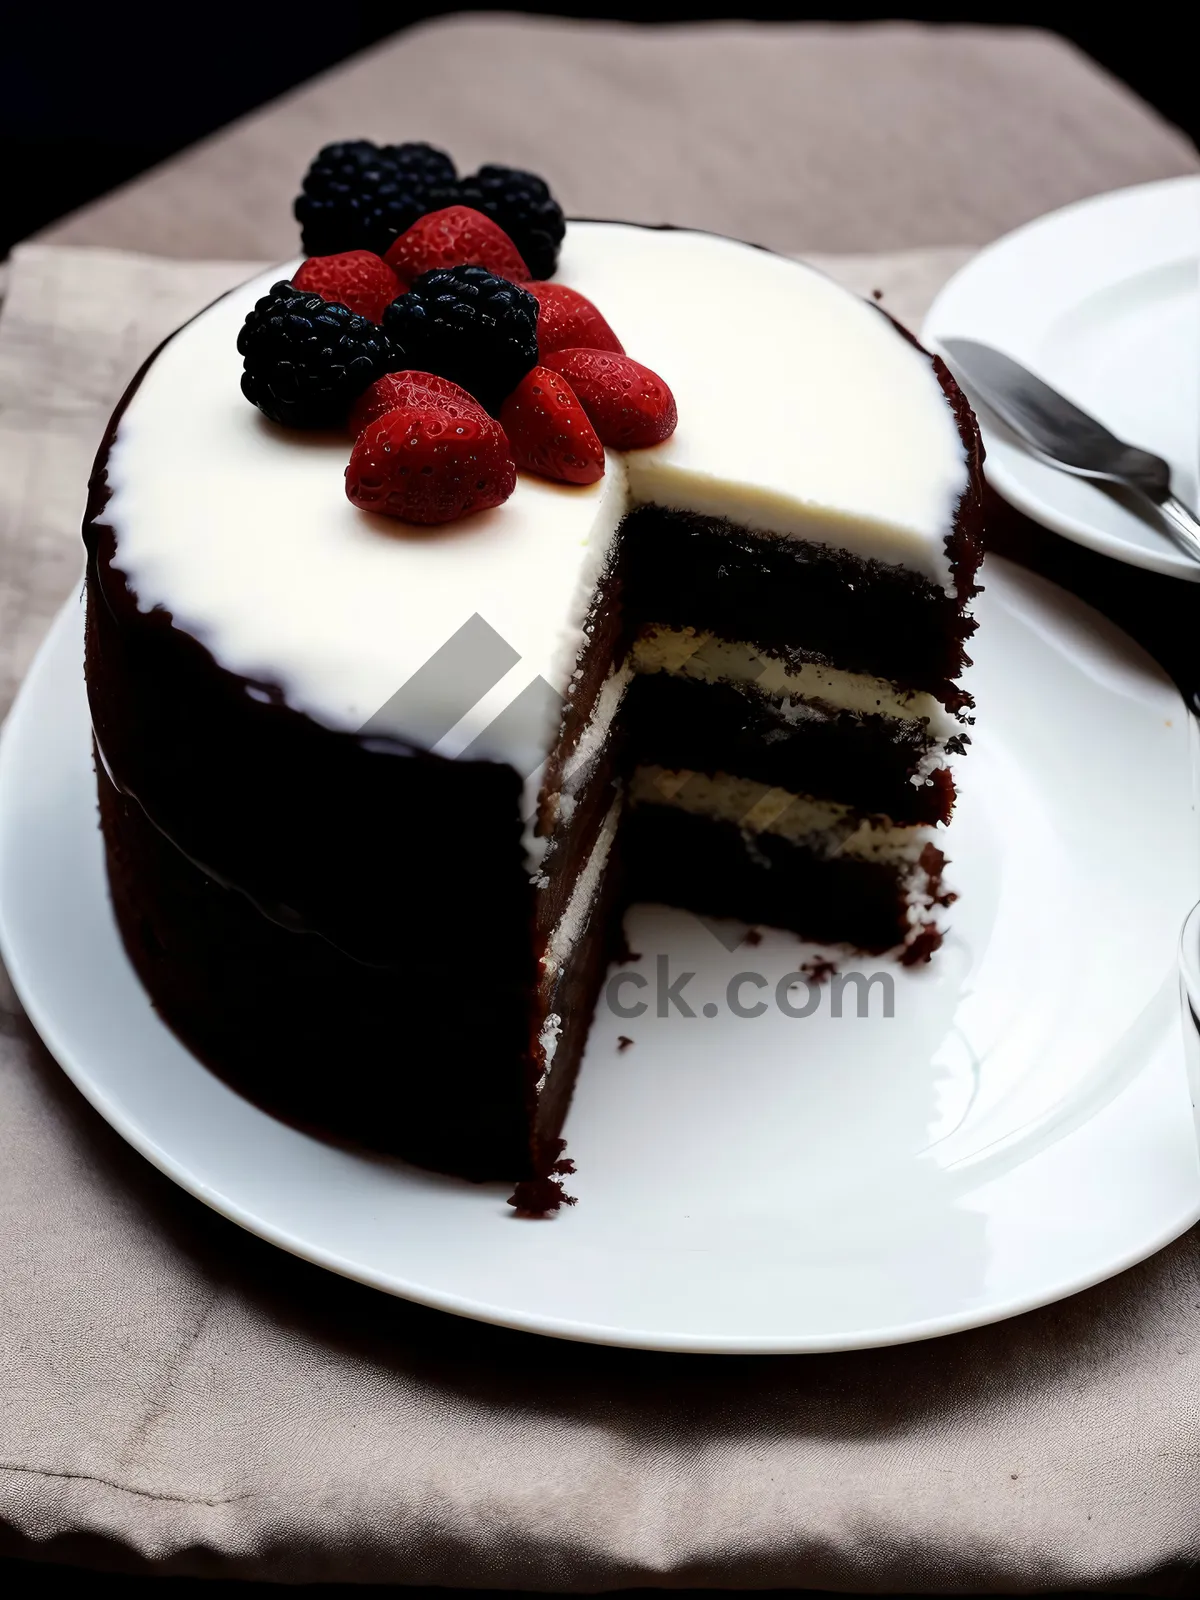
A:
37,16,1198,261
4,240,1200,1592
5,14,1200,1588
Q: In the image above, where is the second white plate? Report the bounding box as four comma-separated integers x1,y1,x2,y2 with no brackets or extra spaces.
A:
924,176,1200,580
1,560,1199,1352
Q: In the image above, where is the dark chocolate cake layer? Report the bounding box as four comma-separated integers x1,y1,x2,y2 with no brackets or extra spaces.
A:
96,751,535,1178
621,506,977,711
624,803,945,955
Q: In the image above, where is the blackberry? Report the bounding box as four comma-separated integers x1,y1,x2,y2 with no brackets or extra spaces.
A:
453,165,565,279
294,140,456,256
382,265,538,415
238,282,403,428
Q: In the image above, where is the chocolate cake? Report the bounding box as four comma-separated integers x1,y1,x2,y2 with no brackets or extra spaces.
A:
83,216,984,1191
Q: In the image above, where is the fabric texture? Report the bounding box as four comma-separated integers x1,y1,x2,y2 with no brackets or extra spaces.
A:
3,239,1200,1593
34,17,1197,262
3,14,1200,1588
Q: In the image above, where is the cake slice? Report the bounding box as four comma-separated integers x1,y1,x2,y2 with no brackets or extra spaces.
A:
83,215,983,1192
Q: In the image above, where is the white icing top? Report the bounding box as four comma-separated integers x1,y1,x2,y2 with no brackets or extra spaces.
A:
103,222,967,758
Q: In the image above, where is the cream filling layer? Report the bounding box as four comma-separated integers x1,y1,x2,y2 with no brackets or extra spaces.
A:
542,794,623,980
539,623,953,848
535,794,624,1093
536,1014,562,1089
630,765,933,866
630,625,956,738
561,662,634,793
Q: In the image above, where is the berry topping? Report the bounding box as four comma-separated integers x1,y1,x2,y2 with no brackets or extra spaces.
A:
526,281,624,357
382,265,539,416
350,370,486,437
237,281,401,429
346,405,516,525
450,165,565,280
294,140,456,257
540,349,677,450
292,250,401,323
499,366,605,485
384,206,530,287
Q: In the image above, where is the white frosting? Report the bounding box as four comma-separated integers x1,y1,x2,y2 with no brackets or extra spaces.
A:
103,222,967,765
561,229,966,585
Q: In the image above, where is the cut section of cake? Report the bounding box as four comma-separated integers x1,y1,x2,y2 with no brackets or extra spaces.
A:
83,215,983,1192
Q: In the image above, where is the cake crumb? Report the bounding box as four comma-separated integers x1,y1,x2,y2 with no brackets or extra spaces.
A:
617,1035,634,1052
507,1147,577,1217
872,288,884,300
744,927,763,947
799,955,838,985
901,923,944,965
507,1177,577,1217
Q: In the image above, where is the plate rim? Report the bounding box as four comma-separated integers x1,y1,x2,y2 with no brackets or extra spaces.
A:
2,579,1199,1355
922,174,1200,580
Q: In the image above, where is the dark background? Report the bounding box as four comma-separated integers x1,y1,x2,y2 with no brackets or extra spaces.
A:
1,4,1196,261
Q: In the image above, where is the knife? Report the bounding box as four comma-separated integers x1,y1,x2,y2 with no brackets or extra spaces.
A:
939,337,1200,567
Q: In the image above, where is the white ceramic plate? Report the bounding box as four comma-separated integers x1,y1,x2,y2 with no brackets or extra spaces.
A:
2,561,1199,1353
1176,901,1200,1118
923,176,1200,580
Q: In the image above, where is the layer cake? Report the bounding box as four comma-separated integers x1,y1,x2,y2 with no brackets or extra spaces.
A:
84,217,984,1193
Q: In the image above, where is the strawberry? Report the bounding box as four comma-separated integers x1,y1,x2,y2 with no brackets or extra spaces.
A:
346,405,516,525
349,370,486,436
291,250,401,323
541,349,677,450
499,366,605,485
384,206,530,287
526,282,624,357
